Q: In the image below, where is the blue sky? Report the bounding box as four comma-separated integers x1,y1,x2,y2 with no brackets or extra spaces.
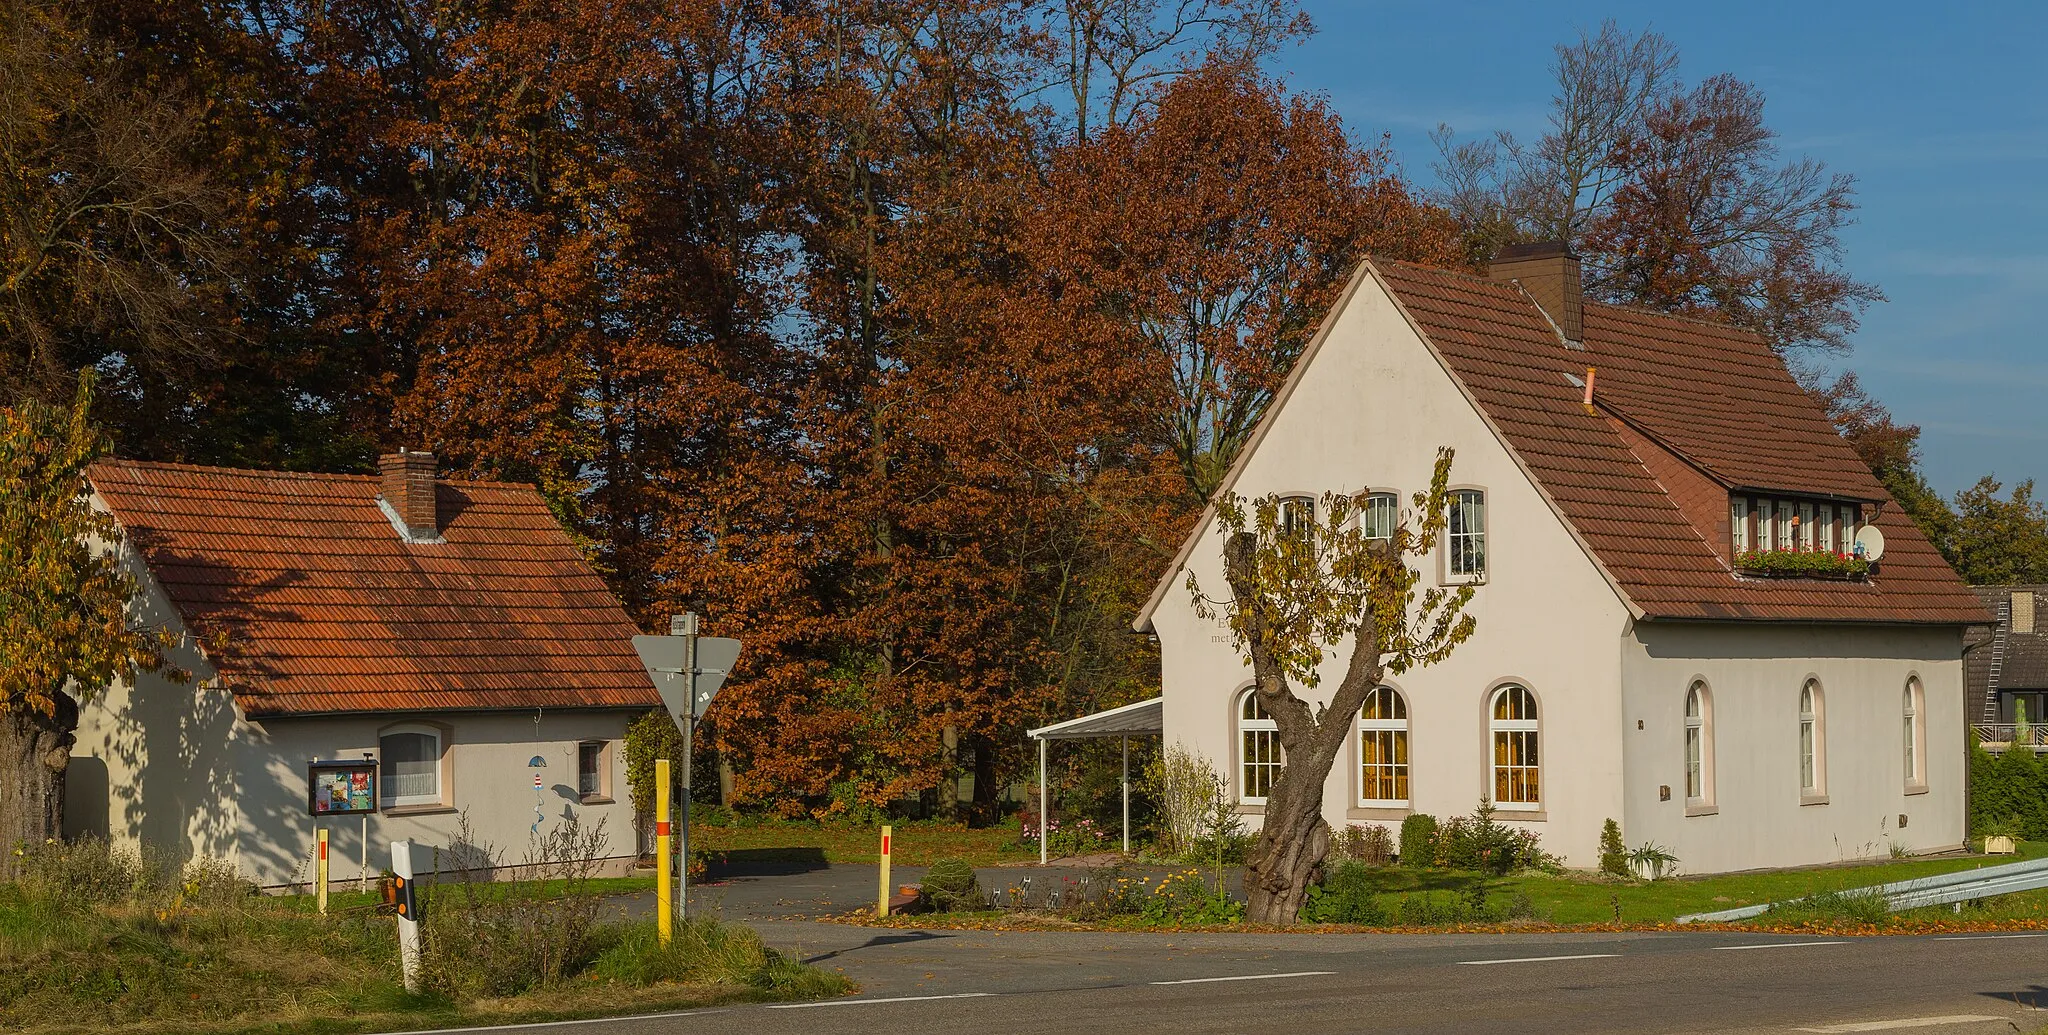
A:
1285,1,2046,496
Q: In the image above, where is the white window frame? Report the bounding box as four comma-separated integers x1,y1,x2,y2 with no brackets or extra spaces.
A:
1684,681,1714,808
1776,499,1796,551
577,740,612,802
1360,492,1398,542
1238,690,1281,805
1800,679,1827,800
1445,488,1487,583
1798,501,1815,551
1819,504,1836,554
1279,495,1316,538
379,722,447,809
1358,686,1410,808
1489,685,1540,811
1904,678,1927,791
1730,496,1749,554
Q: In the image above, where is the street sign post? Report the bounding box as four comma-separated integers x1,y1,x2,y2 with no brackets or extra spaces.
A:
632,619,742,922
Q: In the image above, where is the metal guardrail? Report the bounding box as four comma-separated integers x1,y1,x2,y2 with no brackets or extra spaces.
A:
1676,855,2048,923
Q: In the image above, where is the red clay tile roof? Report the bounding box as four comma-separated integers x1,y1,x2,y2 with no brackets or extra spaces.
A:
89,459,661,717
1373,261,1989,624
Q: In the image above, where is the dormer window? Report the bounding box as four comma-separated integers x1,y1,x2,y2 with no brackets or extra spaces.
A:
1730,496,1866,562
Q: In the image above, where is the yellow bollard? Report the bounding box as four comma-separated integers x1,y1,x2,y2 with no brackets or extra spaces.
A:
877,824,893,917
316,828,329,915
655,758,673,944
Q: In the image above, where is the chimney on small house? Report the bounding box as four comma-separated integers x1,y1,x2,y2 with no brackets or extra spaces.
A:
1489,241,1583,345
379,450,439,540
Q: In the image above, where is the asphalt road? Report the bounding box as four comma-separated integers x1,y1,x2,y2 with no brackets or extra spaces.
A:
389,920,2048,1035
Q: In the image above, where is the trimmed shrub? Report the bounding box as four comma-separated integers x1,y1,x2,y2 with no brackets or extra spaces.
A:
1599,819,1628,877
1398,814,1438,867
921,856,979,912
1301,861,1390,924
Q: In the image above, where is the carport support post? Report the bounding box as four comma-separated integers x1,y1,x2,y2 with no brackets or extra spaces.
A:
1038,736,1048,865
1121,736,1129,855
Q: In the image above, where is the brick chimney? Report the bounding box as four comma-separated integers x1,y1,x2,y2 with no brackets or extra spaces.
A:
1489,241,1582,345
379,450,439,540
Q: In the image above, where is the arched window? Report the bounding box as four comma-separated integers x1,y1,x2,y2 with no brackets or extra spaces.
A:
1358,687,1410,807
1800,680,1827,798
1239,691,1281,804
1489,685,1539,809
1684,681,1714,806
1279,495,1316,538
1904,678,1927,789
380,723,445,808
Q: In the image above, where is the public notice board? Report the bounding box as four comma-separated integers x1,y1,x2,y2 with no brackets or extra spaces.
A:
308,761,378,815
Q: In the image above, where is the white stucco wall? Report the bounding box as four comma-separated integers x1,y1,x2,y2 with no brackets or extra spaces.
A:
1621,622,1966,874
1151,269,1635,868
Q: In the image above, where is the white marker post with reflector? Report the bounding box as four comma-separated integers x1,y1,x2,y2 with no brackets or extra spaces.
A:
391,839,423,992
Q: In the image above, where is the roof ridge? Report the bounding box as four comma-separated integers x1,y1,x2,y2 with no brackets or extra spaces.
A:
95,457,531,492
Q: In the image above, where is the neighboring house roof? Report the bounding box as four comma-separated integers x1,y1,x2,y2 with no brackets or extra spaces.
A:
90,459,660,718
1135,258,1991,630
1965,586,2048,724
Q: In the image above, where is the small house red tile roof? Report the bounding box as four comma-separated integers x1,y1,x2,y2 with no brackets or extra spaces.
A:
90,459,661,717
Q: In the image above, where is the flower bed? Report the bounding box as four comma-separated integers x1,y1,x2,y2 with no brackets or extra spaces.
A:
1734,549,1869,580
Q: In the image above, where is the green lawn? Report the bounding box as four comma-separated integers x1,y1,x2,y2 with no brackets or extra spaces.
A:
1342,842,2048,925
691,819,1033,867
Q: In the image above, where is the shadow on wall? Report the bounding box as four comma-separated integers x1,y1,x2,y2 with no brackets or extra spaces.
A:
61,756,110,839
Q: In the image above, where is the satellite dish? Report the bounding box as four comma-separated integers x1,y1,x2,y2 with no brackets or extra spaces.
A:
1854,524,1886,562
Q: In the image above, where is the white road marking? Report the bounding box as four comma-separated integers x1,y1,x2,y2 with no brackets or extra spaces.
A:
1711,940,1848,951
374,1010,730,1034
1933,933,2048,941
1794,1015,2004,1033
766,993,997,1009
1151,971,1337,985
1454,953,1621,966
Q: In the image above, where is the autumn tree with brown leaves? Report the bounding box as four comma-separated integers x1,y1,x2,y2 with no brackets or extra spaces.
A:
1433,21,1878,356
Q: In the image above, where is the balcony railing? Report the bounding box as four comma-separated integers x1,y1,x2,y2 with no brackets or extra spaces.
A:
1976,724,2048,748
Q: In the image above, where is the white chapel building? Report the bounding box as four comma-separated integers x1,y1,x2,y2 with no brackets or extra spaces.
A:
1133,244,1988,874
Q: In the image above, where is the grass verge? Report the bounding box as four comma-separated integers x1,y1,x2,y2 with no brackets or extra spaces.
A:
0,841,849,1035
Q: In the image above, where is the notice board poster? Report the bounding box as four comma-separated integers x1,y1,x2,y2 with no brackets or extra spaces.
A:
308,762,377,815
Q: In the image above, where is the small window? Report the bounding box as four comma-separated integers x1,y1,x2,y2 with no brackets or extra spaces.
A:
1489,685,1539,809
1776,500,1795,551
1360,493,1398,541
1280,496,1316,538
1448,490,1486,578
1684,682,1713,806
1798,501,1815,551
1358,687,1410,807
1756,499,1773,551
1239,691,1281,804
1800,680,1826,797
1819,504,1836,554
578,741,607,800
1900,676,1916,782
1730,496,1749,553
380,725,444,808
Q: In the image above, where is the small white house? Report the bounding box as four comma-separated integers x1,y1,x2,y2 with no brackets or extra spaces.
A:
1134,245,1989,874
65,452,661,888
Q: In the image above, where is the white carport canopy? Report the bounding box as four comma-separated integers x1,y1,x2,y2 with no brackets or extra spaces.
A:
1027,697,1162,862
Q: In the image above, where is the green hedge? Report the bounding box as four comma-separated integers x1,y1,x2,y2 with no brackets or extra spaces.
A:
1969,741,2048,839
